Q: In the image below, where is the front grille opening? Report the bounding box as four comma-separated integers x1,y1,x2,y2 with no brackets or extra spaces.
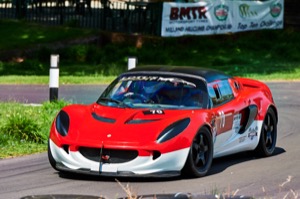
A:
79,147,138,164
62,145,69,154
152,151,161,160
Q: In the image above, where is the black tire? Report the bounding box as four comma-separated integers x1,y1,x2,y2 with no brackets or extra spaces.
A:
182,127,213,178
48,140,58,171
255,108,277,157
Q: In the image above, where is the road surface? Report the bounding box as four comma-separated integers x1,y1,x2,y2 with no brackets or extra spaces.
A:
0,84,107,104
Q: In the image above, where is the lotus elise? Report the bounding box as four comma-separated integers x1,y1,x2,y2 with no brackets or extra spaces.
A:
48,66,278,177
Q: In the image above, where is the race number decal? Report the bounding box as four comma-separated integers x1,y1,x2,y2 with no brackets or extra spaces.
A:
143,110,165,115
218,111,225,128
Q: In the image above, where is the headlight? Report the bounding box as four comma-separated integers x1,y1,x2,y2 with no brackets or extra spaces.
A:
156,118,190,143
55,110,70,136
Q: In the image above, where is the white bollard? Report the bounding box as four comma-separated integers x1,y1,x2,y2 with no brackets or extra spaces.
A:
127,57,137,70
49,54,60,102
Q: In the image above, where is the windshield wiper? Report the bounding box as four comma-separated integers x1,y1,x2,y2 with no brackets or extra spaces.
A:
97,97,130,108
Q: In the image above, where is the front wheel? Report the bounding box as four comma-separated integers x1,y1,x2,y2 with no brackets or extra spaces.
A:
48,140,58,171
255,108,277,157
182,127,213,178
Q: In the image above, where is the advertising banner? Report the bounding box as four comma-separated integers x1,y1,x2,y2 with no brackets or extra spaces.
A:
233,0,284,32
161,0,284,37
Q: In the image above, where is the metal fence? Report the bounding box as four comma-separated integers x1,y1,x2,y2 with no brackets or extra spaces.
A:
1,0,299,36
284,0,300,29
0,0,163,35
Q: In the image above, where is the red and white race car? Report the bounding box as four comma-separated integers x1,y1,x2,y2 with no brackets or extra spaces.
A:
48,66,277,177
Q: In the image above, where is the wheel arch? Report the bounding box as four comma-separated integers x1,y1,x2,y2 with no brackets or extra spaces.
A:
197,124,213,137
267,104,278,124
254,104,278,157
195,123,214,154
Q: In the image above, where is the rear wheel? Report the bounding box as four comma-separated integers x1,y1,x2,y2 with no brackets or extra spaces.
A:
255,108,277,157
182,127,213,177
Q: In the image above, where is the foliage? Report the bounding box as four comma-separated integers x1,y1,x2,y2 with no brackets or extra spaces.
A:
0,19,97,51
0,101,69,158
2,111,44,143
0,20,300,80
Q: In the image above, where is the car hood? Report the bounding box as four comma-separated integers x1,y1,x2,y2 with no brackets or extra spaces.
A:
60,103,197,147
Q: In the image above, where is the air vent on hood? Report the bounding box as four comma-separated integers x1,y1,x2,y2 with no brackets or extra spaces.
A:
92,112,116,123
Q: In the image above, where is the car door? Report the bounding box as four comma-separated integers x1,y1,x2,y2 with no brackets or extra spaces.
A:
207,79,246,156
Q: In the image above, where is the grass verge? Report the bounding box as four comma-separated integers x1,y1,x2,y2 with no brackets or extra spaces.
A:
0,75,116,85
0,101,69,158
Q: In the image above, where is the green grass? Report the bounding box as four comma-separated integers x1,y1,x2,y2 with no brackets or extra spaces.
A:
0,101,69,158
0,75,116,84
1,20,300,83
0,19,97,51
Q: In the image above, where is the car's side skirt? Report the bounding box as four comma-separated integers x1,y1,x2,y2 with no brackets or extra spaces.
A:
213,120,263,158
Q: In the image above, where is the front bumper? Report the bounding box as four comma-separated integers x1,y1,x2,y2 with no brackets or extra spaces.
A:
49,139,189,177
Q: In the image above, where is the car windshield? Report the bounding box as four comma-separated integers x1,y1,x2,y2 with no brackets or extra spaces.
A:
98,74,209,109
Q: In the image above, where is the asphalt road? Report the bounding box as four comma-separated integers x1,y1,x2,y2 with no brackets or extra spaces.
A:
0,84,107,104
0,82,300,199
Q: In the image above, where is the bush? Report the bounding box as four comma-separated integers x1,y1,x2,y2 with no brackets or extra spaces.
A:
65,45,89,63
42,100,69,115
0,101,71,158
0,132,9,145
1,111,45,143
0,101,69,145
